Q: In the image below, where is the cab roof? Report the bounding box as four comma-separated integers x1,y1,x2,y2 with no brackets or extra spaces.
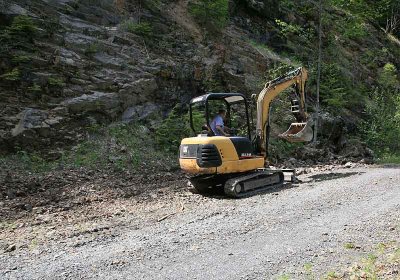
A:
190,93,246,104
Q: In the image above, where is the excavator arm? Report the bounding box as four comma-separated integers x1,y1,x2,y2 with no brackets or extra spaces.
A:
255,67,313,158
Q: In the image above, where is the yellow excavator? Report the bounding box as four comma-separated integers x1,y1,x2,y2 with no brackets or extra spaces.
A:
179,67,314,197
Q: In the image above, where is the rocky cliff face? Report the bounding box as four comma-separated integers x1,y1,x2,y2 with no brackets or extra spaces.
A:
0,0,398,160
0,0,288,154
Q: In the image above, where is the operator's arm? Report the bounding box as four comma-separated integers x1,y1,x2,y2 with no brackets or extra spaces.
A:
216,125,228,136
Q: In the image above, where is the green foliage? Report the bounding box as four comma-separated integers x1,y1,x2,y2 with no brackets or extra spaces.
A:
339,16,368,40
275,19,304,37
121,20,153,37
378,63,399,87
11,54,31,63
0,68,20,81
276,274,292,280
0,123,177,174
28,83,41,92
188,0,229,31
330,0,399,35
303,262,315,280
0,15,37,54
4,15,36,36
0,151,56,173
48,77,66,87
361,63,400,156
155,106,192,152
377,154,400,164
344,242,356,249
268,140,304,163
84,42,100,56
323,271,339,279
319,63,352,109
70,141,102,168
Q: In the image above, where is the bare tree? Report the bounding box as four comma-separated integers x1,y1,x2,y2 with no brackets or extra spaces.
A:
385,3,399,34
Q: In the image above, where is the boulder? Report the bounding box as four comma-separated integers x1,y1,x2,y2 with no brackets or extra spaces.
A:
1,3,33,16
63,91,121,117
11,108,49,137
339,138,374,161
122,102,160,122
119,78,158,108
295,145,328,162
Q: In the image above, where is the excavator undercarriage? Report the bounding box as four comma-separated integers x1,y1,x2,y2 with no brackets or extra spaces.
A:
188,169,296,198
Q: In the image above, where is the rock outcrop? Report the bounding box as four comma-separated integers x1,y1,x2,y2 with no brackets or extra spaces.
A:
0,0,284,153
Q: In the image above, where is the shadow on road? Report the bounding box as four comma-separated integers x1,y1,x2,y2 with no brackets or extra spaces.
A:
309,172,363,182
190,182,298,200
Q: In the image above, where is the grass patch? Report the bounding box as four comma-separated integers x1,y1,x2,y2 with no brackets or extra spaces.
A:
323,271,339,279
344,242,356,249
376,154,400,164
0,123,178,174
323,242,400,279
276,274,291,280
0,151,58,173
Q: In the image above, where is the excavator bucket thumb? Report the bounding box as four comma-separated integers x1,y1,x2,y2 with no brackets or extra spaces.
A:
278,119,314,143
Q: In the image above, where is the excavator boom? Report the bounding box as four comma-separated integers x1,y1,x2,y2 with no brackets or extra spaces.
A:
256,67,313,157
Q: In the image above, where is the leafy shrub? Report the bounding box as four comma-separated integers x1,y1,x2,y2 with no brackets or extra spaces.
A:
48,77,66,87
275,19,304,37
188,0,229,31
5,15,36,36
361,63,400,156
28,83,41,92
11,55,31,63
0,68,21,81
319,63,352,109
341,16,367,40
84,42,100,56
155,106,192,152
121,20,153,37
0,15,37,54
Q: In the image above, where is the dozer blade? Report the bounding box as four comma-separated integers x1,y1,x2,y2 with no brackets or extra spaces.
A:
279,120,314,142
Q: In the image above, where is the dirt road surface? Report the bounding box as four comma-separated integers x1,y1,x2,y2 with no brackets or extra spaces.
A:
1,166,400,279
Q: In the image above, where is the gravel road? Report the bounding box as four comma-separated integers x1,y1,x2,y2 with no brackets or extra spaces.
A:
2,166,400,279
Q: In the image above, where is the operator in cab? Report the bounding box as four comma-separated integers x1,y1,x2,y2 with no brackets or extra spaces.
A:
210,109,230,136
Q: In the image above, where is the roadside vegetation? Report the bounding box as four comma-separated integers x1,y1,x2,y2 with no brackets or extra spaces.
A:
0,123,178,174
276,242,400,279
188,0,229,33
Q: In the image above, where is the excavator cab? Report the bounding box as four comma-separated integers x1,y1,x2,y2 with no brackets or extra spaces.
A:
189,93,251,139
